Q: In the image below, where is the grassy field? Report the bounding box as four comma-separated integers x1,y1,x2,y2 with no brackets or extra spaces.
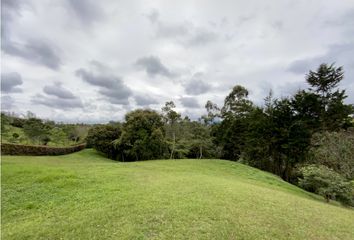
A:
2,149,354,239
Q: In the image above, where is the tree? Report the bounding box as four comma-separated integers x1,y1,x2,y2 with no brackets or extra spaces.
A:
86,124,122,159
299,164,353,206
10,117,26,128
309,130,354,180
241,107,273,171
1,113,10,135
114,109,167,161
306,63,353,130
187,122,215,159
23,118,51,145
268,98,312,181
161,101,181,159
201,100,220,125
307,63,343,96
292,90,322,131
50,127,69,146
221,85,253,119
215,85,254,160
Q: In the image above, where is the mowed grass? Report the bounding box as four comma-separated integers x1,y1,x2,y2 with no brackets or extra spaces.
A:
2,149,354,240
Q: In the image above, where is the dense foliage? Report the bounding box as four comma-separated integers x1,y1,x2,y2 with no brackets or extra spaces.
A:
308,130,354,179
1,112,90,146
113,109,167,161
209,63,354,205
1,142,86,156
86,124,121,159
298,165,353,205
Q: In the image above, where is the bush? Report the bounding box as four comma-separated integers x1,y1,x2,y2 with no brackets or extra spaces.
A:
23,118,51,144
298,164,353,206
1,143,86,156
10,117,26,128
309,129,354,179
86,124,121,159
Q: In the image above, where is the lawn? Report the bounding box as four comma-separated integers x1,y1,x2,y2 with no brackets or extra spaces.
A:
1,149,354,239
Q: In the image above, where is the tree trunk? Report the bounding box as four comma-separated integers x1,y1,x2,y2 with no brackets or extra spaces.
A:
170,132,175,159
199,145,203,159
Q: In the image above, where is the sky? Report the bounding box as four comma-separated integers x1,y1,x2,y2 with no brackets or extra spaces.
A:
1,0,354,123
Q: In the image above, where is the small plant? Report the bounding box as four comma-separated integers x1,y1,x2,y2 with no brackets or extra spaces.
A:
9,133,20,143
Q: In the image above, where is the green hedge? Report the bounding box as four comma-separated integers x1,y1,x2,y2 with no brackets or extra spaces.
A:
1,143,86,156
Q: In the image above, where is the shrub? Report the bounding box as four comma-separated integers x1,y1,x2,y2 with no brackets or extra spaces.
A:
1,143,86,156
309,129,354,179
10,117,26,128
86,124,121,159
23,118,51,144
298,164,353,206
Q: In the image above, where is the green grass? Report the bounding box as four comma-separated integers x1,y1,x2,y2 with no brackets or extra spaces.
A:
2,149,354,239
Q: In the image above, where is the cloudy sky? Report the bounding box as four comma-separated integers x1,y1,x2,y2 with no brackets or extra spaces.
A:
1,0,354,123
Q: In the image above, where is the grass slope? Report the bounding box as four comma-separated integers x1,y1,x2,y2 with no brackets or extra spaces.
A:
2,149,354,239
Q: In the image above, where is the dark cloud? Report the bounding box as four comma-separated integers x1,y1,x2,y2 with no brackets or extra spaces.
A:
76,68,117,88
32,82,83,109
1,95,15,110
180,97,200,108
76,64,132,105
2,0,23,9
1,72,23,93
99,88,131,105
135,95,158,106
1,0,24,26
1,0,23,52
25,40,61,69
135,56,174,78
31,94,83,109
67,0,103,24
1,1,61,70
184,73,211,95
43,82,76,99
2,39,62,70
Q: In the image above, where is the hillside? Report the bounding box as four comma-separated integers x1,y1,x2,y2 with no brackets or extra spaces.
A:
1,124,88,147
2,149,354,239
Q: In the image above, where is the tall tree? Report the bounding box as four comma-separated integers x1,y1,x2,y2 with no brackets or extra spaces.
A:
306,63,353,130
215,85,255,160
161,101,181,159
221,85,253,119
201,100,220,125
